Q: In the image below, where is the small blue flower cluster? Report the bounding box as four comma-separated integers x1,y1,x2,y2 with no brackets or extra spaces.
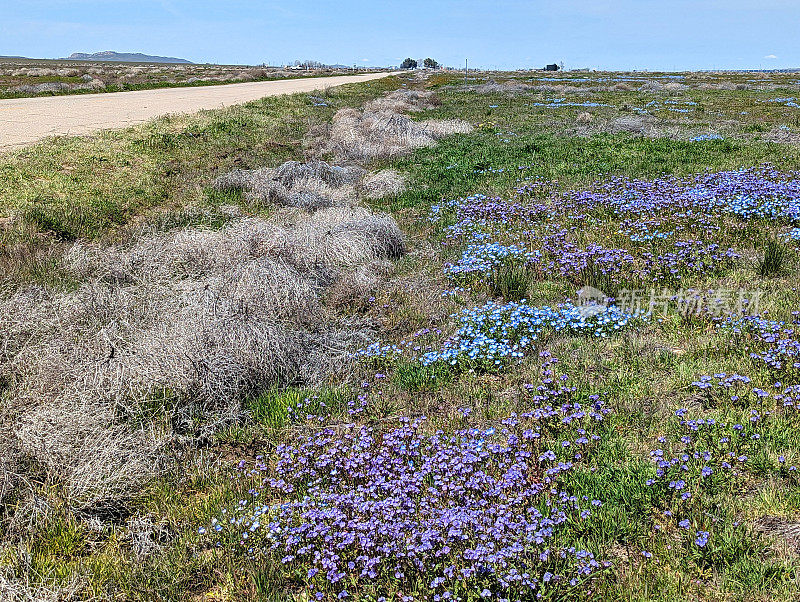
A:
642,407,768,561
721,194,800,222
307,95,330,107
357,301,647,373
641,368,800,564
649,408,764,500
690,134,724,142
719,315,800,376
763,97,799,107
353,327,444,364
444,242,538,279
418,301,647,371
692,371,800,411
642,241,739,283
494,130,518,143
782,227,800,242
691,373,753,405
626,228,675,243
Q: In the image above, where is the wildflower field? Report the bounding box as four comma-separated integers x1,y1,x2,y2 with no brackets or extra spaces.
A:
3,70,800,600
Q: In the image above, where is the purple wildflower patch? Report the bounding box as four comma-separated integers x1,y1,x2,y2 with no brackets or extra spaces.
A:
207,389,614,599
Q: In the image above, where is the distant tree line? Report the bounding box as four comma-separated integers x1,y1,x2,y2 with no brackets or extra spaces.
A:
293,59,324,69
285,57,443,71
400,57,439,69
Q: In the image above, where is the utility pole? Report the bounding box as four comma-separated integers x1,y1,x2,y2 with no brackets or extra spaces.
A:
465,59,468,85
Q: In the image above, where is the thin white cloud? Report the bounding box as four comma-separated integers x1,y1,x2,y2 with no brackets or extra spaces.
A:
764,54,778,59
361,58,369,62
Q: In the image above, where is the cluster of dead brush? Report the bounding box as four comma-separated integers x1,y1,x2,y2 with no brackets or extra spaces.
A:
0,208,404,511
0,86,472,528
305,89,473,162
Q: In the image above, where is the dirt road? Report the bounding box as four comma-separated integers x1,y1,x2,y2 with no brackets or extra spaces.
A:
0,72,398,150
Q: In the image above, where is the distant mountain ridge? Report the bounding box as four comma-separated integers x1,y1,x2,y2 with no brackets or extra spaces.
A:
63,51,193,64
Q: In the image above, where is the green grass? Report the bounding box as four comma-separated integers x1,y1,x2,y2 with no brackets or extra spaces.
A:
249,386,353,429
758,238,788,276
5,70,800,600
388,131,800,214
488,264,533,300
391,360,456,392
0,77,398,228
0,75,402,290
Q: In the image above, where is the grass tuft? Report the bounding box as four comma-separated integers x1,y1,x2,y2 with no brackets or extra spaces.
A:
758,238,787,276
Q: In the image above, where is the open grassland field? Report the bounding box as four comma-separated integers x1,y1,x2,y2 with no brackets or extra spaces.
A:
3,70,800,601
0,58,376,99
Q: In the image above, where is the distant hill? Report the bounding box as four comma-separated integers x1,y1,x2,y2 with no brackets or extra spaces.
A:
63,51,193,64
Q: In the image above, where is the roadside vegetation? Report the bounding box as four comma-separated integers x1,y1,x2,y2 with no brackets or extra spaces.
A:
0,59,378,99
3,69,800,601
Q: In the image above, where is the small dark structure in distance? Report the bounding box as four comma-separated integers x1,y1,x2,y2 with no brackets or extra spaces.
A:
545,63,560,71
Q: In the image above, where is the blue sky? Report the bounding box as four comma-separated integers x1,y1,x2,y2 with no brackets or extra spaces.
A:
2,0,798,70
